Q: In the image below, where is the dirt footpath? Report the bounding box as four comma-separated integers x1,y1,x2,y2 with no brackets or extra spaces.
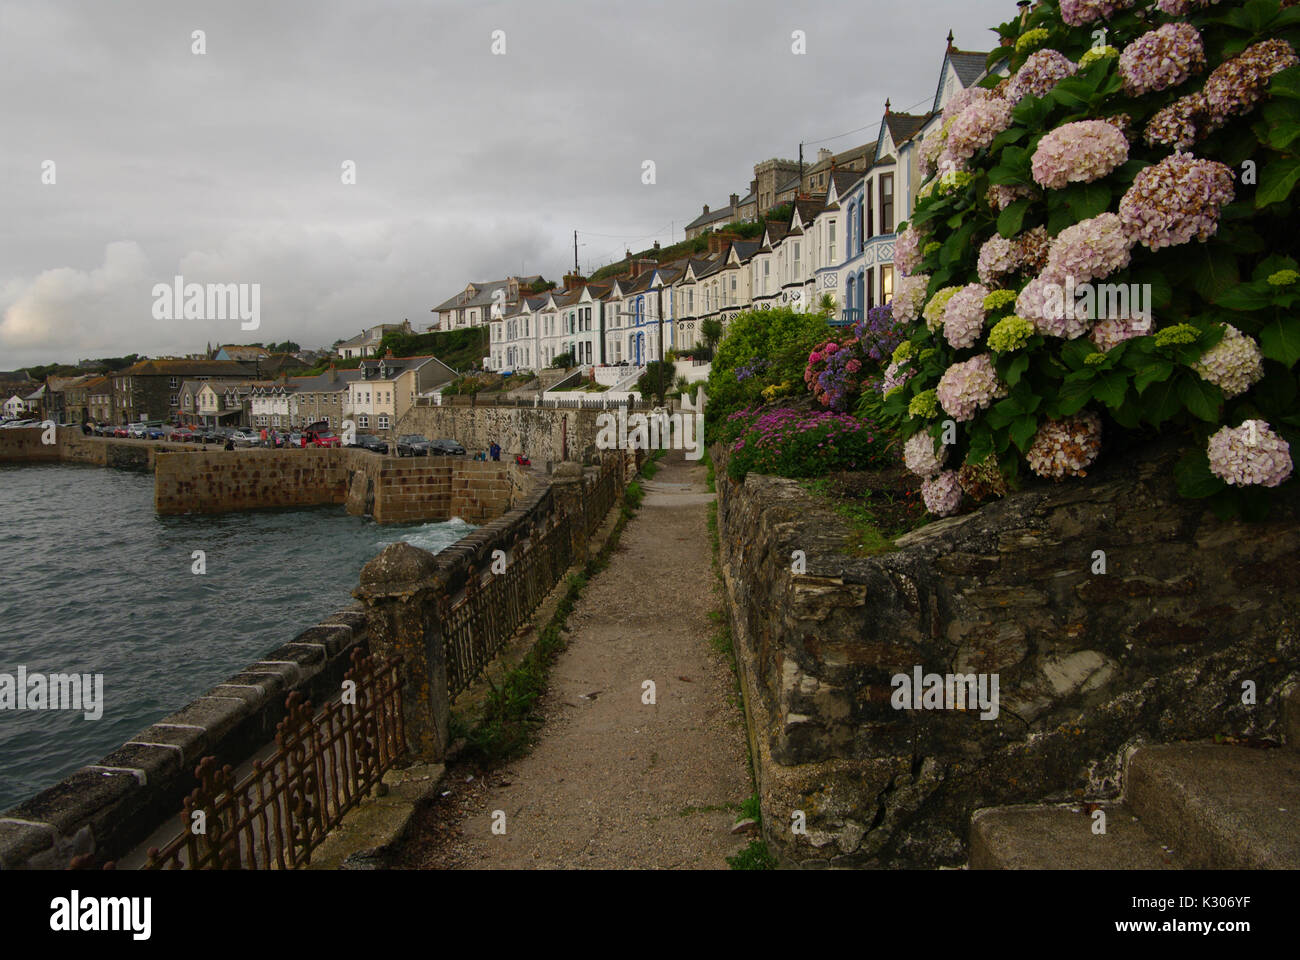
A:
406,450,751,869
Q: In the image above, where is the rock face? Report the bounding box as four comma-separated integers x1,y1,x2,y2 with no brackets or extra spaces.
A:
713,440,1300,868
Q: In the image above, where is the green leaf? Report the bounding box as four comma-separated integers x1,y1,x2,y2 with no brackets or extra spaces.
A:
1133,360,1174,395
989,126,1028,154
1178,375,1223,423
1270,65,1300,101
1259,316,1300,366
1174,449,1227,500
1060,338,1099,371
1257,157,1300,209
1194,245,1239,303
1213,283,1274,311
1004,353,1030,387
997,198,1032,238
1267,120,1300,151
1057,377,1094,416
1141,377,1183,426
967,423,994,464
1061,181,1111,221
1093,371,1128,410
1010,414,1038,453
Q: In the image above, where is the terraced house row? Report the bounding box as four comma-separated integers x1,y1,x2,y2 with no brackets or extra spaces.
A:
430,35,994,377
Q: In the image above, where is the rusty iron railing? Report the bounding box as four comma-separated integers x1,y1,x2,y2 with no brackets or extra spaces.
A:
141,649,404,870
586,461,618,538
440,515,574,700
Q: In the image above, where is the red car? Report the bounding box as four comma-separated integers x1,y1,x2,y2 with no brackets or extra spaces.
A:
307,431,342,448
113,424,131,438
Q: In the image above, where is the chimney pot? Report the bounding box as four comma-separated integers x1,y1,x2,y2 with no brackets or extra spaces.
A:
702,204,709,214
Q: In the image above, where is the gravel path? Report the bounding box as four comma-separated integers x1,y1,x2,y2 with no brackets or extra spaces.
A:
407,450,751,869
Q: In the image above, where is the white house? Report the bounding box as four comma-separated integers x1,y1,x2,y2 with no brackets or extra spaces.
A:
3,394,25,419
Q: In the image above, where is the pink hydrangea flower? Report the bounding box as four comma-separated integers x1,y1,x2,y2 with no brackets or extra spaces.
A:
1207,420,1293,488
941,86,990,125
921,470,963,517
987,184,1033,212
1026,411,1103,480
1091,314,1153,352
1008,50,1077,103
895,225,924,276
1145,93,1209,150
1119,24,1205,96
1016,275,1092,339
943,283,991,350
1203,39,1299,128
1060,0,1137,25
946,98,1015,163
1043,213,1134,286
1031,120,1129,190
880,359,915,395
1155,0,1223,12
1118,153,1235,250
893,273,931,324
978,235,1018,285
1192,324,1263,398
936,354,1005,422
904,431,948,478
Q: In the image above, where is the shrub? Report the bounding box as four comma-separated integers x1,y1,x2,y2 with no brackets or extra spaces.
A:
705,307,833,440
726,407,892,480
887,0,1300,520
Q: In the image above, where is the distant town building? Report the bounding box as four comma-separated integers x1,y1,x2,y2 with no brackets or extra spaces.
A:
335,321,413,359
431,277,542,331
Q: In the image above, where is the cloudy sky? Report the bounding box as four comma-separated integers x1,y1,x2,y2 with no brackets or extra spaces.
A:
0,0,1010,368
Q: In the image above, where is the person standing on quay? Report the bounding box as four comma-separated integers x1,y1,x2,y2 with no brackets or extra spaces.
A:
490,440,500,461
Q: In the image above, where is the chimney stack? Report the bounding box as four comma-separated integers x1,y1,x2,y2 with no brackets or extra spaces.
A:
702,204,710,215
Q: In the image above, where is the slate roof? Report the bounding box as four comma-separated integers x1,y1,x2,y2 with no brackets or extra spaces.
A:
685,204,736,231
119,359,253,378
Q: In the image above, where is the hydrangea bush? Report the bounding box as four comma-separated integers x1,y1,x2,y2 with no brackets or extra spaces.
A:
882,0,1300,520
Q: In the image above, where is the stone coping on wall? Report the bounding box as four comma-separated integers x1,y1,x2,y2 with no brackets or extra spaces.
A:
712,440,1300,867
0,608,371,869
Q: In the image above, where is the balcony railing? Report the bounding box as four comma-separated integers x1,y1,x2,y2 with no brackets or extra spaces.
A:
835,307,862,328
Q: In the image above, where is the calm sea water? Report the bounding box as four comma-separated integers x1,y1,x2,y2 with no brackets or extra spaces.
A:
0,462,473,811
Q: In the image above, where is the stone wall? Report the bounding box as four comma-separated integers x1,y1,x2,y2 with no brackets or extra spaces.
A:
0,608,370,868
714,440,1300,868
396,403,611,464
154,448,353,515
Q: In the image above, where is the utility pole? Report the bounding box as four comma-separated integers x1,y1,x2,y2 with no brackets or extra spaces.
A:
657,284,665,405
573,231,579,275
799,142,804,198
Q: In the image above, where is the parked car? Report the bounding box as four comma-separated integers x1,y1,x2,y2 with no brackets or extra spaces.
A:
348,433,390,454
230,429,261,447
113,424,131,438
429,438,466,456
144,424,168,440
127,422,148,439
305,429,342,448
286,432,305,448
396,434,431,457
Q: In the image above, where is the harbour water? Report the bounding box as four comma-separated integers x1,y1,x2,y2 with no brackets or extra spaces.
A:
0,462,473,811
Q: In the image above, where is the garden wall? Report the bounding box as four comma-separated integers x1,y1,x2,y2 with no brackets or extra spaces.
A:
714,439,1300,868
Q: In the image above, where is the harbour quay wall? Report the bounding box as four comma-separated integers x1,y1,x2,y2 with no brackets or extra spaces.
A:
153,447,520,524
0,427,537,525
713,440,1300,869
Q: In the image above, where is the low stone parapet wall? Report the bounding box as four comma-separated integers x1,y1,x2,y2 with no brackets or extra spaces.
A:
714,440,1300,868
0,608,370,868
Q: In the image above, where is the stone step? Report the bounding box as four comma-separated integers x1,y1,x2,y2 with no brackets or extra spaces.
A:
970,802,1182,870
1125,743,1300,869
